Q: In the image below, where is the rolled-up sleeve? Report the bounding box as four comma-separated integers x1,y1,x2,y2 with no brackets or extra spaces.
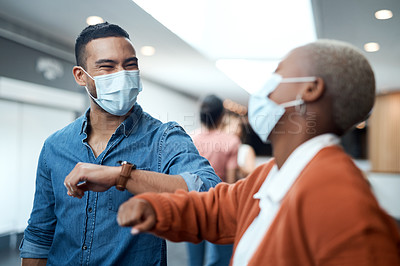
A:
20,142,56,258
19,238,51,258
178,172,204,192
159,124,221,192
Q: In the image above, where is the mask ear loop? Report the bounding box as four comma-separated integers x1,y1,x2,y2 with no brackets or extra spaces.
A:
79,66,95,80
79,67,98,99
295,94,306,115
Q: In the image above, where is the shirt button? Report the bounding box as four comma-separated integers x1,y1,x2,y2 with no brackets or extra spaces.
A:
88,207,92,213
82,245,87,250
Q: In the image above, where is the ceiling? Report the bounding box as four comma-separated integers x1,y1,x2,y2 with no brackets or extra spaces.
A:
312,0,400,94
0,0,398,105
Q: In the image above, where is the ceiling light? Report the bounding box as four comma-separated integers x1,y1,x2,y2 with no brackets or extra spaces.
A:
375,9,393,20
364,42,380,52
86,16,104,25
140,46,156,56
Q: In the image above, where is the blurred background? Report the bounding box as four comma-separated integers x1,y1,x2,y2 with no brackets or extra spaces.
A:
0,0,399,265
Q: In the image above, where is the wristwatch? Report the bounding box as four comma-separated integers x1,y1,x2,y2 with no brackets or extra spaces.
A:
116,161,136,191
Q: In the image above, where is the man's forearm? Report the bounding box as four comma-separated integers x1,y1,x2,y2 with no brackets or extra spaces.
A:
21,258,47,266
125,170,188,194
65,163,190,198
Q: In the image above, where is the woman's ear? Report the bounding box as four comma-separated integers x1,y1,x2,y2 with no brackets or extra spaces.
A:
72,66,87,87
301,77,325,103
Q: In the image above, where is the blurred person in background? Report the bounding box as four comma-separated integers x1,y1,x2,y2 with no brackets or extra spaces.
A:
222,111,256,180
187,94,240,266
116,40,400,265
19,22,220,266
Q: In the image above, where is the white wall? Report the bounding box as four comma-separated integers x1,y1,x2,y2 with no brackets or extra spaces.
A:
138,79,200,133
0,77,84,235
367,173,400,220
0,100,76,234
354,160,400,219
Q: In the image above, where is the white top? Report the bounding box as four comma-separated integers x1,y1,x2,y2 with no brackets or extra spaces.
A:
232,134,340,266
237,144,251,167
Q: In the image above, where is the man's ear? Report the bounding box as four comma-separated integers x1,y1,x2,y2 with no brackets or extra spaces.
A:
301,77,325,103
72,66,87,87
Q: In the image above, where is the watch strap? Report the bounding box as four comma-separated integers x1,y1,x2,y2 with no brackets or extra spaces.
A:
116,161,136,191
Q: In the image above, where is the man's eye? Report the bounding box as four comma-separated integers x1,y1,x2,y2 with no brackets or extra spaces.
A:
100,65,113,68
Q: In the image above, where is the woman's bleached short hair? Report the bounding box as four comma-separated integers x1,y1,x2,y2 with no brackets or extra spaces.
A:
302,39,375,134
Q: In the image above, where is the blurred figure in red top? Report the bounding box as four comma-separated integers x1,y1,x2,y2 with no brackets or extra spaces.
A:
192,95,240,184
188,95,240,266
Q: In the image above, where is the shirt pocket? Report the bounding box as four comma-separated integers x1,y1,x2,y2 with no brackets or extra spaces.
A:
107,167,151,212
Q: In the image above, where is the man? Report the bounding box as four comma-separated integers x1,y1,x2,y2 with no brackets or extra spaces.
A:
115,40,400,265
20,22,220,265
188,95,240,266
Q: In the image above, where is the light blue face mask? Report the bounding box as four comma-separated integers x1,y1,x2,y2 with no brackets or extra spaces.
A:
248,73,316,143
80,67,143,116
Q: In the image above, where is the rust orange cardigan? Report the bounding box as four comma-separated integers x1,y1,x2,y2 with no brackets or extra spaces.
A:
136,146,400,265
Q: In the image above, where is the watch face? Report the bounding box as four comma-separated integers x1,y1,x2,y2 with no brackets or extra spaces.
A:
117,161,136,169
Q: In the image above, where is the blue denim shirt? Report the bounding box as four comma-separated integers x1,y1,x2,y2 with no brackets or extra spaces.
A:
20,104,220,265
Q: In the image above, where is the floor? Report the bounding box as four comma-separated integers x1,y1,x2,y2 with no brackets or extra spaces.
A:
0,240,188,266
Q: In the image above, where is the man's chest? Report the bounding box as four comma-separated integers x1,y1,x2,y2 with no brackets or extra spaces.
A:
87,139,108,158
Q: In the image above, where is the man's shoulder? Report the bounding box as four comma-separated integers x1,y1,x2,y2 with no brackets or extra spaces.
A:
139,110,186,135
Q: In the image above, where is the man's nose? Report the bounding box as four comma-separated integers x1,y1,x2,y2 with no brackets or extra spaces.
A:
115,65,125,72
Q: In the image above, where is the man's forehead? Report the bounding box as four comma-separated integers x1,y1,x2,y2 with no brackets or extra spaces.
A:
85,37,135,55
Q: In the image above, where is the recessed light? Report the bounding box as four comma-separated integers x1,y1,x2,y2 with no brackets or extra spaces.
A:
364,42,380,52
86,16,104,25
140,46,156,56
375,9,393,20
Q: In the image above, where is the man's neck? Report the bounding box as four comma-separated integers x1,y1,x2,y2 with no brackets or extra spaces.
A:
88,105,130,138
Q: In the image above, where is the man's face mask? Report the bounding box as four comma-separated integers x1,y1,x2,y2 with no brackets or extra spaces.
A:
80,67,143,116
248,73,316,143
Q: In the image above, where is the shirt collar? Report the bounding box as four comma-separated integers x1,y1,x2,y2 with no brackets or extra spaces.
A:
79,103,143,137
80,108,90,135
254,134,340,203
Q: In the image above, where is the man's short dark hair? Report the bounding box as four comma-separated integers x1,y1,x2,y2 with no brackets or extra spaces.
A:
75,22,130,67
200,95,224,129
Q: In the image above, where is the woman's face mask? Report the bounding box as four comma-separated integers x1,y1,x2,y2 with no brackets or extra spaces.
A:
248,73,316,143
80,67,143,116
